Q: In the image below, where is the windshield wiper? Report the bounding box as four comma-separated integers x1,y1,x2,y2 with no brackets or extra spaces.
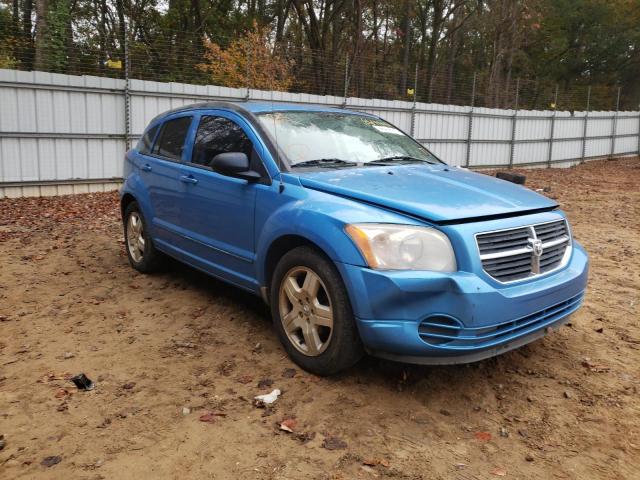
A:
367,155,438,165
291,158,358,168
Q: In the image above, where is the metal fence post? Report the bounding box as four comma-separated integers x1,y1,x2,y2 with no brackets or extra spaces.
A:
342,55,349,107
637,107,640,156
465,73,476,167
580,86,591,163
547,84,558,168
410,63,418,137
123,27,131,151
245,45,252,100
610,87,621,159
508,78,520,168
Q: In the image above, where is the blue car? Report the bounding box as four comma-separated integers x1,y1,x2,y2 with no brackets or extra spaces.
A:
120,101,589,375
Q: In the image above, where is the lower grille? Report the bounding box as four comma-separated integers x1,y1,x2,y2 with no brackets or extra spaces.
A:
418,292,584,350
476,219,571,282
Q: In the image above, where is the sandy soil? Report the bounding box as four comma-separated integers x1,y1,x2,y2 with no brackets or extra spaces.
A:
1,157,639,480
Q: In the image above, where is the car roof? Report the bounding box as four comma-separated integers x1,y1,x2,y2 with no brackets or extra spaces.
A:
149,101,373,125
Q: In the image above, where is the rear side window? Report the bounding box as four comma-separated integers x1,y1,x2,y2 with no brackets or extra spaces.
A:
138,125,158,154
191,116,253,167
152,116,192,160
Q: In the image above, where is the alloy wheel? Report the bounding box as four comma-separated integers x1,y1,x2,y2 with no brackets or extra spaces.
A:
126,212,145,263
278,266,334,356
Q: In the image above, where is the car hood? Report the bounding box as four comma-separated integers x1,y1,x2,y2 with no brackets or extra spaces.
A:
295,164,557,223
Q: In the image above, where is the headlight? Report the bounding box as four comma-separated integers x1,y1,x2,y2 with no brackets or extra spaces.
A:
345,223,457,271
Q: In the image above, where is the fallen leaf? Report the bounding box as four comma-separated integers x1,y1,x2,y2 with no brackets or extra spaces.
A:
258,378,274,388
280,418,297,433
491,466,507,476
199,411,227,423
54,388,70,399
190,307,207,319
322,436,347,450
41,456,62,467
475,431,492,441
580,359,610,373
282,368,297,378
362,458,391,468
295,431,316,444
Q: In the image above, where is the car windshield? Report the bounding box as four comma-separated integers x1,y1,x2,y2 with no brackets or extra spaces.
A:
256,111,441,167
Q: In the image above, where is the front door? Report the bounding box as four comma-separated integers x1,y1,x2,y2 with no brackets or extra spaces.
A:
177,112,269,289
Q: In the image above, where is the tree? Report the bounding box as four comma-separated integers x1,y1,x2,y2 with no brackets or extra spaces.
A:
197,22,294,91
0,0,637,109
33,0,48,70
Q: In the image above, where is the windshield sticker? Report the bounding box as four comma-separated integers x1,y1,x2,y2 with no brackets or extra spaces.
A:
373,125,403,135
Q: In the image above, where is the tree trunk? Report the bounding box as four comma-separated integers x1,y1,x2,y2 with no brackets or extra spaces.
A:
115,0,126,57
426,0,444,102
98,0,107,72
445,35,459,104
275,0,291,45
400,0,412,96
33,0,49,71
21,0,34,68
12,0,20,34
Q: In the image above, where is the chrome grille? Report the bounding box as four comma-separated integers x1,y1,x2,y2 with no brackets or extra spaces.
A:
476,220,571,282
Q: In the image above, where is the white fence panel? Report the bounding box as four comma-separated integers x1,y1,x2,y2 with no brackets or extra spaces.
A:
513,141,548,165
1,69,638,197
424,142,467,166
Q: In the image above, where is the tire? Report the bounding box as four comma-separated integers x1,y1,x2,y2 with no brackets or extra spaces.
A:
496,171,526,185
123,201,164,273
270,246,364,376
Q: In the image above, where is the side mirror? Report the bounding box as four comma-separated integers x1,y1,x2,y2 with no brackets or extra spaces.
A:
212,152,261,182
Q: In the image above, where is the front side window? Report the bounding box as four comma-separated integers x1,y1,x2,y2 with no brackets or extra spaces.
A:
257,111,440,166
152,116,192,160
191,116,253,167
138,124,159,154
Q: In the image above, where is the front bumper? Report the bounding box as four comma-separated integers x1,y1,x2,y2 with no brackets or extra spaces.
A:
335,241,589,364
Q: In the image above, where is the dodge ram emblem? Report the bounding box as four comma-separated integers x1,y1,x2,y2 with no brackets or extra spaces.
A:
530,238,543,257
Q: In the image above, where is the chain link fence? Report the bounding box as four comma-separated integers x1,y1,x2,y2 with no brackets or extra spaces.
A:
3,27,639,113
1,26,639,198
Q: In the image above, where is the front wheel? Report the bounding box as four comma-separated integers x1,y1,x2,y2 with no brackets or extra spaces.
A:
270,246,364,376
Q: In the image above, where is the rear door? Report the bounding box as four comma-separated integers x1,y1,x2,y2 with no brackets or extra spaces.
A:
177,112,271,288
140,114,194,248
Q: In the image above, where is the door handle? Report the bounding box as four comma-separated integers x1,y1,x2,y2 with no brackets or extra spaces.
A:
180,175,198,185
141,163,152,172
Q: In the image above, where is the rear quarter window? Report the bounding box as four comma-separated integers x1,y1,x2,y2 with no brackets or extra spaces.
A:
138,125,159,154
152,116,193,160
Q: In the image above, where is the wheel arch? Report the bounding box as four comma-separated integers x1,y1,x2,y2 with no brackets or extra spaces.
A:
120,192,137,222
263,234,329,298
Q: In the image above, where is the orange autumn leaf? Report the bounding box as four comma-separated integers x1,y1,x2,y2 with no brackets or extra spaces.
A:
474,431,492,441
197,21,294,91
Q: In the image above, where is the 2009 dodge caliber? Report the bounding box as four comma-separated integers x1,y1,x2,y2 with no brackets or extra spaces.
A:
120,101,589,375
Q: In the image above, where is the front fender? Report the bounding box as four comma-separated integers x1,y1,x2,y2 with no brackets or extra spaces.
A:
255,204,365,286
254,183,425,286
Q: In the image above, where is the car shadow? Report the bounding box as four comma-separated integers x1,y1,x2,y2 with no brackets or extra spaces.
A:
160,255,271,319
156,255,549,392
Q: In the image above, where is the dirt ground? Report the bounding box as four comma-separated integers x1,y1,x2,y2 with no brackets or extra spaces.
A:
1,157,639,480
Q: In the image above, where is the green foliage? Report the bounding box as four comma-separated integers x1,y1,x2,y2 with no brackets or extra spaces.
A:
1,0,638,109
43,0,72,71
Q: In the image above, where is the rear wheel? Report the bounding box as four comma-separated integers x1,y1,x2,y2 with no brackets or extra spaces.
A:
123,201,164,273
270,246,364,376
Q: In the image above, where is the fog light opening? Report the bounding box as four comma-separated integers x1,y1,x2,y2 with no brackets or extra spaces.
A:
418,316,462,346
